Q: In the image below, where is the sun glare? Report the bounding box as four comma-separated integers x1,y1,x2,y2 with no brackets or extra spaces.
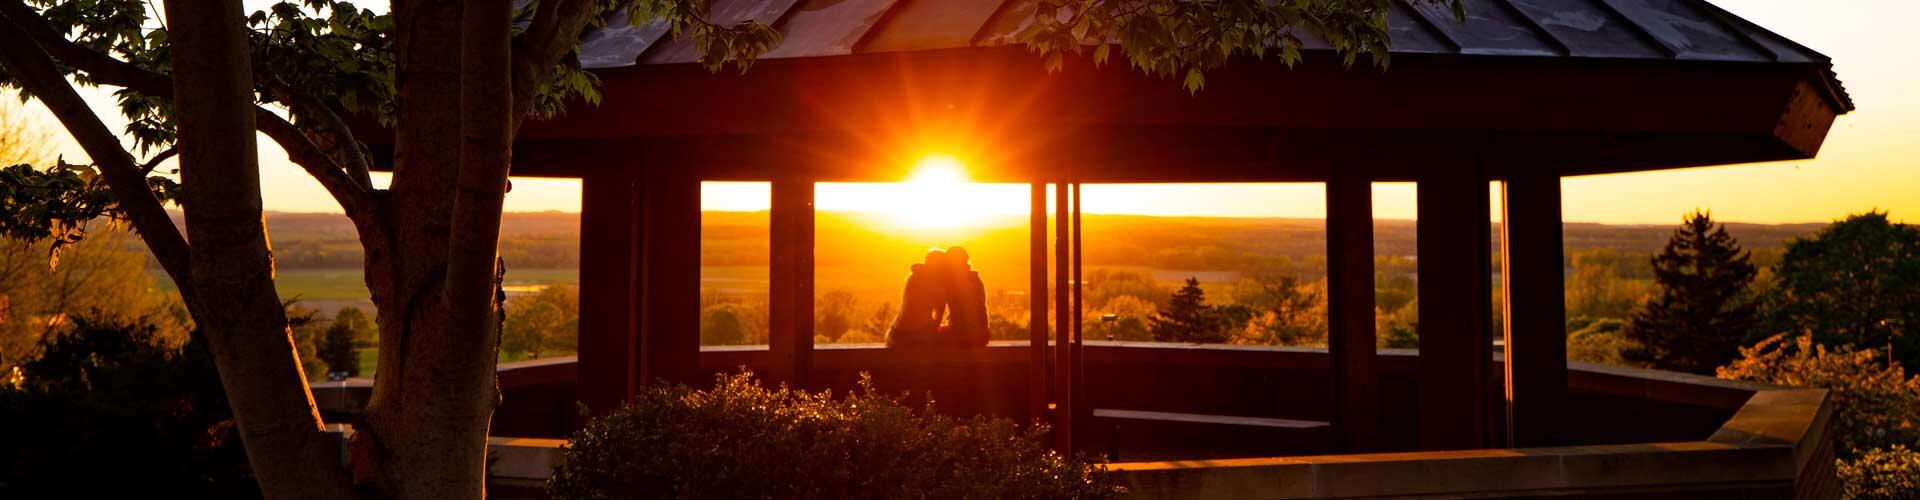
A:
893,155,983,229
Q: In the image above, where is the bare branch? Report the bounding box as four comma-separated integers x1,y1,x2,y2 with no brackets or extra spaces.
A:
0,9,192,285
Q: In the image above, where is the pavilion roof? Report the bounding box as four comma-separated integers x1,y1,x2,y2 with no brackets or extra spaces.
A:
573,0,1851,112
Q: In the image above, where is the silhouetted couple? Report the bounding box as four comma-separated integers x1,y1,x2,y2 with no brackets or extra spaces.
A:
887,247,990,348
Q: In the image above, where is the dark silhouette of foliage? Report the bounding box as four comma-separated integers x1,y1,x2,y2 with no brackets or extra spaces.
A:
1623,211,1758,373
815,290,858,342
319,319,359,377
332,306,376,347
1151,278,1227,343
1764,211,1920,370
0,319,257,498
550,371,1123,499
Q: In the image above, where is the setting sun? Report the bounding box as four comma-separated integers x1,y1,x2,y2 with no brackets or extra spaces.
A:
889,155,989,229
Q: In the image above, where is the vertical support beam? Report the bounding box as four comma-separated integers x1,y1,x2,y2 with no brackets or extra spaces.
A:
1326,171,1379,452
1416,169,1495,450
1072,182,1087,434
1053,180,1074,453
769,177,815,388
640,175,701,386
1500,172,1569,448
577,171,639,418
1029,182,1051,426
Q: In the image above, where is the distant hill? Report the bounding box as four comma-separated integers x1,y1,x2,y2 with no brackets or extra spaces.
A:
214,210,1825,270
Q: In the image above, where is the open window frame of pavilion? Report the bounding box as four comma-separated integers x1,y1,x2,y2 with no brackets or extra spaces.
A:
413,0,1851,459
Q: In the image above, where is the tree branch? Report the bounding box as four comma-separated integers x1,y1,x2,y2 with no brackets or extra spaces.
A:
0,0,174,94
3,0,377,214
0,9,192,285
508,0,596,130
265,82,376,190
137,146,176,174
253,108,375,215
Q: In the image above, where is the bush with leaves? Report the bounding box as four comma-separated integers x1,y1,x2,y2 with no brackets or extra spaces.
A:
1764,211,1920,370
1838,445,1920,500
1718,334,1920,457
0,319,256,498
550,371,1124,499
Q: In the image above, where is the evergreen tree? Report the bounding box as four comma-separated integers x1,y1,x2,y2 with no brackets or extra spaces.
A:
1151,278,1227,343
1624,211,1758,373
331,307,376,348
318,320,359,377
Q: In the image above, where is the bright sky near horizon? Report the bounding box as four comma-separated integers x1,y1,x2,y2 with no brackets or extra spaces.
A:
17,0,1918,224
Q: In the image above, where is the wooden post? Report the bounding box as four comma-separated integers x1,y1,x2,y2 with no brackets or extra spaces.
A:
1072,182,1087,435
769,177,815,388
1029,182,1050,426
577,171,640,418
1053,180,1074,453
1326,171,1379,452
640,175,702,386
1500,172,1569,448
1416,169,1495,450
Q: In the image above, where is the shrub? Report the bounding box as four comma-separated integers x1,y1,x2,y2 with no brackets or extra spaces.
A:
0,319,257,498
550,372,1124,499
1718,334,1920,456
1839,445,1920,500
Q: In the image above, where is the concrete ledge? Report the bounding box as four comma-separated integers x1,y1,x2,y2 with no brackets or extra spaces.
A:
1111,386,1832,499
488,437,567,482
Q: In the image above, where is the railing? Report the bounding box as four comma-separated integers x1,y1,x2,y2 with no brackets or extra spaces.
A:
316,343,1837,499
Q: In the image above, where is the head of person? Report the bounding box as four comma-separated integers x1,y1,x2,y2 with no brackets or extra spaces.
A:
946,246,970,269
924,249,948,269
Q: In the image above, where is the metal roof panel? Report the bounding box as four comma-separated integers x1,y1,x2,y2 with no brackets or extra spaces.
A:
1388,1,1459,54
972,0,1069,47
569,0,1849,109
642,0,804,64
1509,0,1666,58
760,0,902,59
578,10,669,69
860,0,1010,53
1601,0,1769,61
1411,0,1561,56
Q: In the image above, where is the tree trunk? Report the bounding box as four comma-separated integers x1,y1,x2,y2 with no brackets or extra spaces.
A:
354,0,508,497
162,1,357,499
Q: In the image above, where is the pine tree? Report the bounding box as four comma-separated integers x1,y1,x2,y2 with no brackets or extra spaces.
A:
1624,211,1758,373
318,320,359,377
1151,278,1227,343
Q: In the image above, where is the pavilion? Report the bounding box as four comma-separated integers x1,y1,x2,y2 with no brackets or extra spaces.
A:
351,0,1853,497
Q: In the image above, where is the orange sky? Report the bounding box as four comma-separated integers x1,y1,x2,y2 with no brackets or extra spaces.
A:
22,0,1918,225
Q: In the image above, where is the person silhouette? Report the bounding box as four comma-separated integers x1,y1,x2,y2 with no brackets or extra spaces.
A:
942,246,990,347
887,250,948,347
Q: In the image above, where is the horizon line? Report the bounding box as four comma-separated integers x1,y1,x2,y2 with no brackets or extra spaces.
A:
240,209,1851,227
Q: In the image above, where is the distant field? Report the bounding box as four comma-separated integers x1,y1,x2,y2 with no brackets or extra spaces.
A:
155,267,582,318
